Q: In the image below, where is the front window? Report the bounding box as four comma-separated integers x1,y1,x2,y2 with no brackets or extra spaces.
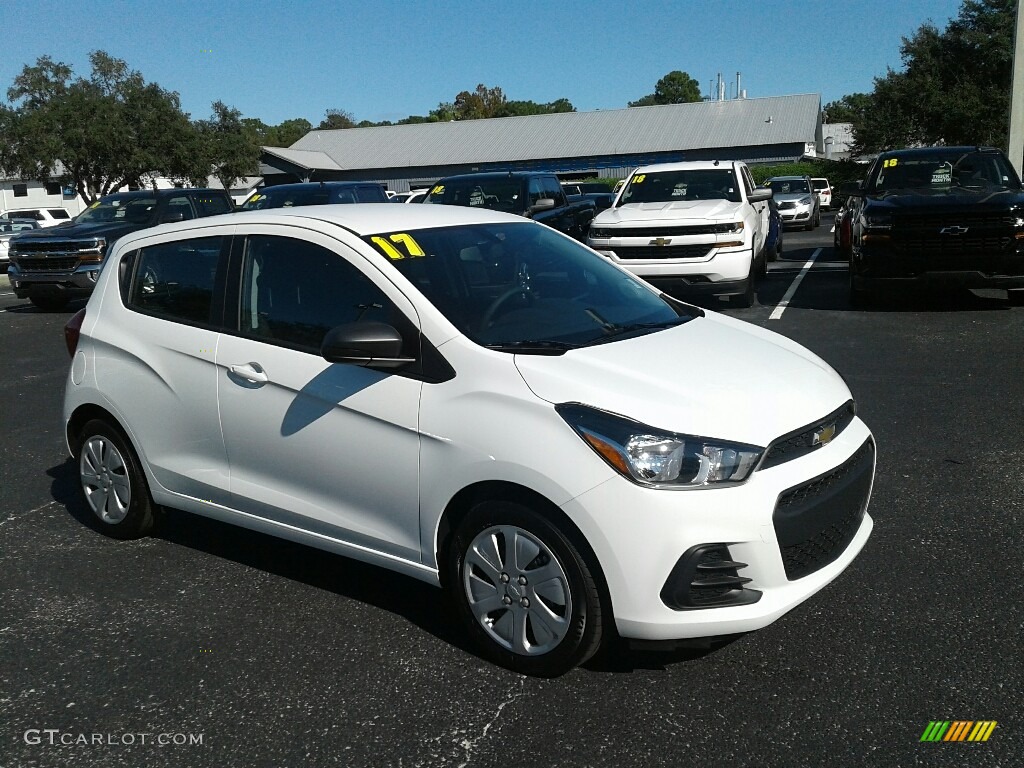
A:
617,170,742,205
766,179,811,195
869,149,1021,193
77,196,158,225
365,223,696,351
423,179,524,213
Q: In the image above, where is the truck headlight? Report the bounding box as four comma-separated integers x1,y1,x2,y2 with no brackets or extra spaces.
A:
557,403,763,488
589,227,610,239
712,221,744,233
863,214,893,231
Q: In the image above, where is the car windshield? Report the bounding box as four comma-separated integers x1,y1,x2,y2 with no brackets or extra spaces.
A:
618,170,741,205
76,196,157,225
870,150,1021,193
364,222,696,351
423,179,524,213
767,179,810,195
0,220,39,234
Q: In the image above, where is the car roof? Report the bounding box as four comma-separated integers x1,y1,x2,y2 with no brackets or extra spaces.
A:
631,161,739,174
100,189,224,201
767,175,808,181
113,203,527,251
260,182,385,191
878,145,997,158
435,172,545,182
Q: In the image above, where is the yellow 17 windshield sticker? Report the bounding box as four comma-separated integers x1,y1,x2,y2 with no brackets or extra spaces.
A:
370,233,426,260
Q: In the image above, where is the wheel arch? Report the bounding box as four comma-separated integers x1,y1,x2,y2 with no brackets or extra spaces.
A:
434,480,614,616
67,403,132,459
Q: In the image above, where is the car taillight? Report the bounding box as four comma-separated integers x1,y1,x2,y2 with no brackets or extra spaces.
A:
65,308,86,357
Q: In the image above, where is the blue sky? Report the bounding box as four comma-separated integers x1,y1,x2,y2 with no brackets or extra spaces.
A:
2,0,967,127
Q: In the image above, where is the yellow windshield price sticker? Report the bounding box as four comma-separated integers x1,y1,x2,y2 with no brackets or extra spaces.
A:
371,233,426,260
431,185,445,195
883,158,899,168
90,201,101,209
633,174,647,184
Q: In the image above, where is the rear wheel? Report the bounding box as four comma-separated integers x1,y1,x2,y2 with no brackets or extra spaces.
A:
1009,289,1024,306
29,295,69,311
75,419,157,540
448,500,603,677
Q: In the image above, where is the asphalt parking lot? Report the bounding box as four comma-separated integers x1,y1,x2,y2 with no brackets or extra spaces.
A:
1,213,1021,767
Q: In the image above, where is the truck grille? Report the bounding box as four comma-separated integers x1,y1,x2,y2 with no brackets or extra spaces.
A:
613,244,712,260
17,257,80,272
12,239,102,256
774,440,874,581
600,225,737,238
892,212,1021,260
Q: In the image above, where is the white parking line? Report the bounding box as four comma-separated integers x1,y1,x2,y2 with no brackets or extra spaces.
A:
769,248,821,321
0,292,14,296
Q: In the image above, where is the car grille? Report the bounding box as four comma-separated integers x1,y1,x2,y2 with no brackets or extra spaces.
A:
599,225,735,238
613,244,712,260
774,439,874,581
760,401,856,470
16,257,80,272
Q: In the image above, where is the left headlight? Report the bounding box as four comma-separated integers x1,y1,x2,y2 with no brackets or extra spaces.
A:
799,196,813,206
557,403,763,489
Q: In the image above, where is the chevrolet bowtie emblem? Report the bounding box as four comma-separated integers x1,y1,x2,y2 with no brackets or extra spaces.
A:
812,423,837,446
939,226,969,235
650,237,673,246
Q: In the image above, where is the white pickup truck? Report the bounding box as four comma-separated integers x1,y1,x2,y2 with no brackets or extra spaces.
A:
587,160,772,307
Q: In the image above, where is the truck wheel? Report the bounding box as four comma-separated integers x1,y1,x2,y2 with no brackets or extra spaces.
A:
1009,289,1024,307
734,268,756,309
448,500,604,677
29,296,69,311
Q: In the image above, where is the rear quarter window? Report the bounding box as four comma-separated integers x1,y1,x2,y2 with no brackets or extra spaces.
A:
193,194,233,216
126,236,227,327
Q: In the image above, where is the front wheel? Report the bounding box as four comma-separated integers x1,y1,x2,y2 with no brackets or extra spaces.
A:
448,501,604,677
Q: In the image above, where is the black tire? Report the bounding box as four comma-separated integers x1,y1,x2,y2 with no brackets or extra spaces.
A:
29,295,69,311
75,418,156,540
849,278,873,309
733,262,757,309
448,500,603,677
756,246,768,279
1008,289,1024,306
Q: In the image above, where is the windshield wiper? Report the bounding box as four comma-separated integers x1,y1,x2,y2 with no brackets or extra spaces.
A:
483,340,577,355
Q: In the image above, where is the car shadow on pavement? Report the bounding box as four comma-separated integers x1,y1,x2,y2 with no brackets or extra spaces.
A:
48,456,747,675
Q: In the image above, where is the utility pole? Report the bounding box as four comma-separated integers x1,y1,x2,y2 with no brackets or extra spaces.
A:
1010,0,1024,176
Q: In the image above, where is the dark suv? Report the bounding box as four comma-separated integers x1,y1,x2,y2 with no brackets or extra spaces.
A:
844,146,1024,306
8,188,233,310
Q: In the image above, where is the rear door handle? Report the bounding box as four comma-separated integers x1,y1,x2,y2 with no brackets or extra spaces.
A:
228,362,268,384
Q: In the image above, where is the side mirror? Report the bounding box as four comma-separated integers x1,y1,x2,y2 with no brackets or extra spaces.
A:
839,181,864,197
530,198,556,214
748,187,773,203
320,322,415,369
160,210,187,223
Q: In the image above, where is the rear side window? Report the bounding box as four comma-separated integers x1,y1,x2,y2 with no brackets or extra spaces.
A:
354,186,389,203
127,236,226,326
48,209,71,219
194,194,232,216
239,235,401,353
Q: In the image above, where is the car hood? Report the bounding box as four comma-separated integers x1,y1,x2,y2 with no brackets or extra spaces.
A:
773,192,813,203
513,312,849,447
9,220,146,241
598,200,742,223
863,188,1024,210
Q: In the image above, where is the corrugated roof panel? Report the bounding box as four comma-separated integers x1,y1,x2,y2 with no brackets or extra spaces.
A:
290,94,821,171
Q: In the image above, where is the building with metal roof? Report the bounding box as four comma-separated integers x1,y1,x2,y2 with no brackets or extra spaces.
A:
259,93,824,192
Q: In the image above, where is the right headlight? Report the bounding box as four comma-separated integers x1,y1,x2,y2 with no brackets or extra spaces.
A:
557,403,763,489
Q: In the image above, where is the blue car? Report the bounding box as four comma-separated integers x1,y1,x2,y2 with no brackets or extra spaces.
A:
765,197,783,260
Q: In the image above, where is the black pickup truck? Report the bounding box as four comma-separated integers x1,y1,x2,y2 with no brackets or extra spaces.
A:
423,172,596,241
8,188,234,310
843,146,1024,306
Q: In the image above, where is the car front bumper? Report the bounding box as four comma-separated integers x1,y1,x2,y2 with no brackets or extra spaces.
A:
8,263,101,299
562,417,874,641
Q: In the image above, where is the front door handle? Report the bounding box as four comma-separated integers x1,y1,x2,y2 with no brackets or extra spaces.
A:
228,362,268,384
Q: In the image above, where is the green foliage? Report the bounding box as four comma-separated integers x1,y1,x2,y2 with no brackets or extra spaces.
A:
850,0,1015,154
3,51,205,202
198,101,261,191
629,71,702,107
823,93,872,125
319,109,356,130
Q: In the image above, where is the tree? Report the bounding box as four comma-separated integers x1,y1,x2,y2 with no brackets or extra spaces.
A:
198,101,261,191
629,70,702,107
823,93,873,124
453,84,506,120
851,0,1015,154
318,109,356,130
495,98,576,118
3,51,205,202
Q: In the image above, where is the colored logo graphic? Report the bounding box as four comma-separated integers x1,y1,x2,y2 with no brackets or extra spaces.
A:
920,721,997,742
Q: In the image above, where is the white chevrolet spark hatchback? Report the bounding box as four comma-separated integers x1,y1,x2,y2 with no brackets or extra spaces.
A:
64,204,874,676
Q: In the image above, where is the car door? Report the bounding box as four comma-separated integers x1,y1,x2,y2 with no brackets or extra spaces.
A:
216,227,424,561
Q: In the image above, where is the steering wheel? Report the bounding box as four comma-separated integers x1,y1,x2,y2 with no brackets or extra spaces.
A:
478,262,533,333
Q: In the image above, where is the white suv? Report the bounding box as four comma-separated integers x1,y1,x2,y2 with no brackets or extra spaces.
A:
63,204,875,676
811,178,833,210
0,207,74,227
587,161,772,307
